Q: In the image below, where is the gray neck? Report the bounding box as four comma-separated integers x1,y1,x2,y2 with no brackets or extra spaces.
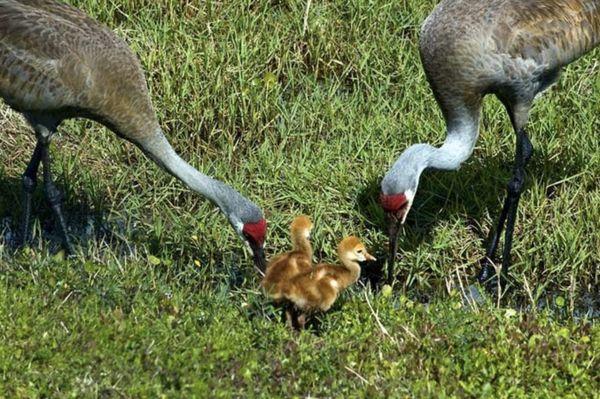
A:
137,130,261,223
383,110,479,194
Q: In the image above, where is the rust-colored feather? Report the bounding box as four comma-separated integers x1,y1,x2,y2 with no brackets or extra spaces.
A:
0,0,157,143
502,0,600,67
420,0,600,116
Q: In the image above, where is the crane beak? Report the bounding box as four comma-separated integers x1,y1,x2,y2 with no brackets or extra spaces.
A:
380,192,410,284
386,212,402,284
250,243,266,273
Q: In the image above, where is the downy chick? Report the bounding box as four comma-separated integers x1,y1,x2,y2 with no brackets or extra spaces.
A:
282,236,375,326
262,215,313,301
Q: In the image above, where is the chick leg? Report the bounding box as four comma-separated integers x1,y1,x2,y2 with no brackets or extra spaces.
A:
284,304,295,329
296,313,307,330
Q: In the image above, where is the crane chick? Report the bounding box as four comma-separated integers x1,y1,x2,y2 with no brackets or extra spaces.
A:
282,236,375,329
261,215,314,301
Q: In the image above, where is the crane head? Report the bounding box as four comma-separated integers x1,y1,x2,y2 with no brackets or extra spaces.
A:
380,192,411,222
242,218,267,271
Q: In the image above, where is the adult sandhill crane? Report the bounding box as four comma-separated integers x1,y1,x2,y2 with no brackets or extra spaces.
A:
380,0,599,286
0,0,267,269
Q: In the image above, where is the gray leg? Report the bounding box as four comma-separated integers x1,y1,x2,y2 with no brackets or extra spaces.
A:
20,142,43,245
500,130,533,275
40,140,73,253
478,128,533,285
478,196,509,281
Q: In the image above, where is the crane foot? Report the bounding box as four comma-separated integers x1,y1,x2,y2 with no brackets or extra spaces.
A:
477,257,495,283
477,257,509,296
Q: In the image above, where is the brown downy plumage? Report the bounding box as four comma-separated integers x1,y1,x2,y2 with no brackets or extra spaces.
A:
282,236,375,327
261,215,313,300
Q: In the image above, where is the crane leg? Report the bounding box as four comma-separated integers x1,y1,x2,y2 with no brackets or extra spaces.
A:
19,142,43,245
478,128,533,286
39,138,74,254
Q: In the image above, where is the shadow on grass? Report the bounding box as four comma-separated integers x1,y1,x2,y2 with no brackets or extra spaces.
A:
0,167,258,291
355,149,588,285
0,172,134,256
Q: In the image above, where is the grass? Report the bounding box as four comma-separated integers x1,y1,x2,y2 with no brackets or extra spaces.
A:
0,0,598,396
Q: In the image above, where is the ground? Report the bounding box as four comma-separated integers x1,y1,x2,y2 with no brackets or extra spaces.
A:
0,0,598,397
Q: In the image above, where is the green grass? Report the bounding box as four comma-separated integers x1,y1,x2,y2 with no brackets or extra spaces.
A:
0,0,598,396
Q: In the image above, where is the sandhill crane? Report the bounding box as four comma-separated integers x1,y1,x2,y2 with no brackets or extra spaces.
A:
380,0,599,286
0,0,267,269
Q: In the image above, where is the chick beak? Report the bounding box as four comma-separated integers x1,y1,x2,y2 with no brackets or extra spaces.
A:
386,212,402,284
365,252,377,262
